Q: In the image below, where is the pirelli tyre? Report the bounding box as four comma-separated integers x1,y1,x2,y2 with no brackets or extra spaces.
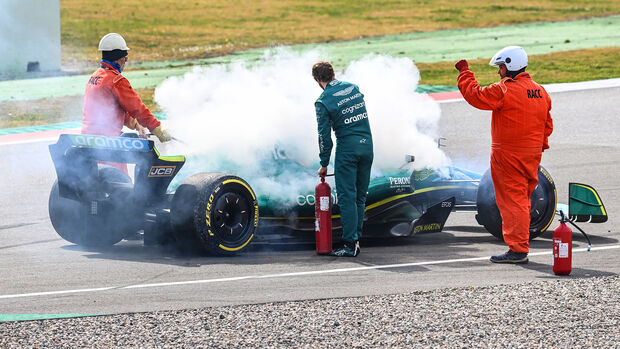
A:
475,166,557,240
170,173,258,255
49,166,136,247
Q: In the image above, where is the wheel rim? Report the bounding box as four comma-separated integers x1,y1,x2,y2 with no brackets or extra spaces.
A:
530,181,551,229
212,191,251,245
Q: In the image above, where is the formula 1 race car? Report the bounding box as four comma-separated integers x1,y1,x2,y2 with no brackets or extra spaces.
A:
49,133,258,255
49,133,559,255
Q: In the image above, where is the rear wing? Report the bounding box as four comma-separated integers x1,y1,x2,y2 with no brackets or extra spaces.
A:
49,134,185,203
568,183,608,223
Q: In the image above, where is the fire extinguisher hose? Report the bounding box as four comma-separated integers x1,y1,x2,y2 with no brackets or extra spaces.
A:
559,210,592,252
567,221,592,251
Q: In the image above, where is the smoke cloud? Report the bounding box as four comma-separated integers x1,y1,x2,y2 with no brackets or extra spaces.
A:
155,49,449,206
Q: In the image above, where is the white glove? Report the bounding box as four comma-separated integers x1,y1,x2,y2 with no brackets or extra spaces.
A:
152,126,172,142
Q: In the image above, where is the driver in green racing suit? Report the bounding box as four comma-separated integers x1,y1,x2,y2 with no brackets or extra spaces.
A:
312,61,374,257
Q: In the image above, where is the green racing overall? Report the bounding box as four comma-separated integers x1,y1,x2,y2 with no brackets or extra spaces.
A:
315,79,374,243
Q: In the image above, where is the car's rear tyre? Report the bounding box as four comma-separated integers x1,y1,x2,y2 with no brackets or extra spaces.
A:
475,166,556,240
49,166,136,247
171,173,258,255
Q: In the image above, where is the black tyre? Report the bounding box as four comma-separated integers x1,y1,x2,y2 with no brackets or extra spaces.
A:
475,166,556,240
171,173,258,255
49,166,136,247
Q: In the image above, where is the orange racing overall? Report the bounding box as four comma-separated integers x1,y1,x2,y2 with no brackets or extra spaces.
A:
458,71,553,253
82,61,161,174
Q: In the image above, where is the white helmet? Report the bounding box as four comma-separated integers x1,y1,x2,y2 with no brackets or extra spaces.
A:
489,46,527,71
98,33,130,51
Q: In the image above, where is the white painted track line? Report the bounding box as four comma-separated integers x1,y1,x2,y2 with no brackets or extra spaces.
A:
2,244,618,300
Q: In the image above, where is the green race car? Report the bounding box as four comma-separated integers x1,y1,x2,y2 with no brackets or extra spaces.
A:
48,133,558,255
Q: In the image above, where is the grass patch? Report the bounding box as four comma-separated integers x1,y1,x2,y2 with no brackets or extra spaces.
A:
0,95,83,129
0,89,157,129
417,47,620,86
61,0,620,62
135,88,158,114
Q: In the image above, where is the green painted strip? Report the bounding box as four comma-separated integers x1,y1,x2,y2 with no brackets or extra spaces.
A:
301,15,620,69
0,121,82,136
124,15,620,70
0,15,617,102
0,113,167,136
416,85,458,94
153,112,167,120
0,67,194,102
0,314,102,322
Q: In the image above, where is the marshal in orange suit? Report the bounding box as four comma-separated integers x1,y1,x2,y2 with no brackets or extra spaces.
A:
455,46,553,264
82,33,174,175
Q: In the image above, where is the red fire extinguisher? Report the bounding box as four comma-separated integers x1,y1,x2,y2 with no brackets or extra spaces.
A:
553,210,592,276
315,175,332,254
552,215,572,275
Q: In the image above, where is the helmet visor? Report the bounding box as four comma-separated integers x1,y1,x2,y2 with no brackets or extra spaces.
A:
489,52,504,67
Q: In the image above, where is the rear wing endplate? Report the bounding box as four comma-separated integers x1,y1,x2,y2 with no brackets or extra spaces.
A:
568,183,608,223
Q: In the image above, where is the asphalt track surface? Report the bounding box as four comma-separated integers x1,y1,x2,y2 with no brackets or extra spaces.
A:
0,86,618,319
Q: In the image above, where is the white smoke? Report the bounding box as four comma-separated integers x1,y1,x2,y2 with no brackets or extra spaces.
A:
155,48,322,166
154,49,449,205
341,55,448,169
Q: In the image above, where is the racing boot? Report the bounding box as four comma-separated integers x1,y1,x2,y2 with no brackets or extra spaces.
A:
328,240,360,257
490,250,528,264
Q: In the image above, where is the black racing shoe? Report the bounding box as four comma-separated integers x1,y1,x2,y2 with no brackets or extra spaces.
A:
490,250,528,264
328,241,360,257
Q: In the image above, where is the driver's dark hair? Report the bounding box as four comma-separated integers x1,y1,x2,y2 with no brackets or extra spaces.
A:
506,66,526,78
312,61,335,82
